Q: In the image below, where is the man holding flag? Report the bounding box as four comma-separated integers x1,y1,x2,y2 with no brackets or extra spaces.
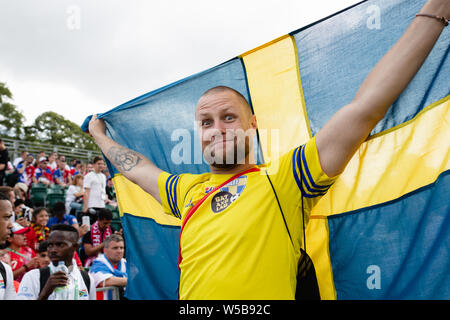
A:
88,0,449,299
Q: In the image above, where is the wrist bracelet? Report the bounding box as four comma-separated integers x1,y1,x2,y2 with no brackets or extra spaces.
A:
416,13,449,26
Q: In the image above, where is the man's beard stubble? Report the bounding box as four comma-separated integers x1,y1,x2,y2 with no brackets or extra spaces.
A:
205,135,251,170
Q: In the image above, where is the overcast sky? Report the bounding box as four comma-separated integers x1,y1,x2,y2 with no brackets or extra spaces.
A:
0,0,358,126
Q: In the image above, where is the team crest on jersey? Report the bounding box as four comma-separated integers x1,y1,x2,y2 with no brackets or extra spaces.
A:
211,175,248,213
0,279,4,289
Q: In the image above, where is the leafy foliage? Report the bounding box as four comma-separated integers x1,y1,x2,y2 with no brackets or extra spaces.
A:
0,82,98,151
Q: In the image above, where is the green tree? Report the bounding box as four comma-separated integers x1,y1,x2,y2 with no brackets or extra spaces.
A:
31,111,98,150
0,82,12,103
0,82,26,139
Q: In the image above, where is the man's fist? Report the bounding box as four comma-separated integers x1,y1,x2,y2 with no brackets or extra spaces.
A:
88,114,106,138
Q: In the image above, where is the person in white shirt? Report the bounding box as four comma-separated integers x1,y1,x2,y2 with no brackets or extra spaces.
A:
65,174,85,216
47,152,58,171
16,224,96,300
0,252,16,300
12,151,28,169
82,156,107,224
0,193,15,300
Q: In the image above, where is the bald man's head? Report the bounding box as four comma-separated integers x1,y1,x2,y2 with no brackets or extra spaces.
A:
195,86,257,170
196,86,253,120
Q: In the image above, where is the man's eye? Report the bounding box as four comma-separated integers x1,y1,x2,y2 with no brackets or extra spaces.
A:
225,115,234,121
202,120,211,126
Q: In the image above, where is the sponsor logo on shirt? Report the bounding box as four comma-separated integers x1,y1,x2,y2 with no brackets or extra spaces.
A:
184,197,194,209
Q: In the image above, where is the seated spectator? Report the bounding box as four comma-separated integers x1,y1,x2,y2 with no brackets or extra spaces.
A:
35,240,50,269
89,234,127,300
47,152,58,171
65,174,85,218
81,208,120,268
15,155,35,189
79,163,87,176
4,223,39,282
16,224,96,300
26,207,50,252
35,151,46,167
53,155,72,187
32,209,84,271
13,151,28,169
70,160,82,176
13,182,32,207
47,201,78,228
105,177,117,208
34,157,53,186
47,202,88,240
13,199,32,227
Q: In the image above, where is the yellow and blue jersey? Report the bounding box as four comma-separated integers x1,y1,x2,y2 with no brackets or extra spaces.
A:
158,136,338,299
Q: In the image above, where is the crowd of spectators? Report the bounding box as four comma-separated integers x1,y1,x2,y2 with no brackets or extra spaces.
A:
0,139,127,300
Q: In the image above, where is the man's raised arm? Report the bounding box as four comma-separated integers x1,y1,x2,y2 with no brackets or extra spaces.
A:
88,114,162,203
316,0,449,177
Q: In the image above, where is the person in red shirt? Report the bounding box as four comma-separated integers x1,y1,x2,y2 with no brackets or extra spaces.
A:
24,160,36,188
26,207,50,252
53,156,72,187
5,223,39,282
34,157,54,186
15,155,35,189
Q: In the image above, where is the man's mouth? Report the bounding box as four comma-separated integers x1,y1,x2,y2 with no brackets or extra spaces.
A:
208,138,233,148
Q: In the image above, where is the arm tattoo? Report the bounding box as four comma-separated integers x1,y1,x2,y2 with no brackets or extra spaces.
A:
107,146,143,172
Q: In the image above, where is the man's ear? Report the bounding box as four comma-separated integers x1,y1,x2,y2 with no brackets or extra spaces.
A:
250,115,258,130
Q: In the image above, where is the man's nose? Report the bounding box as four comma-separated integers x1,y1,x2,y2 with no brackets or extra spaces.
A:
205,126,224,141
213,121,227,135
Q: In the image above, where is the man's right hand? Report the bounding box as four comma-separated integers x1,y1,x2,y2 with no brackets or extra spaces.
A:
38,271,69,300
88,114,106,138
87,113,163,204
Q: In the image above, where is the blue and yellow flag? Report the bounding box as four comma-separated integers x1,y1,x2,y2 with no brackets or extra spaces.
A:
82,0,449,299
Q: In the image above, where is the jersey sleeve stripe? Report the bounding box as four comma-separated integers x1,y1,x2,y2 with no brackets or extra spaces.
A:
297,148,328,196
300,144,333,190
292,147,304,193
165,174,178,217
292,146,329,198
172,175,181,218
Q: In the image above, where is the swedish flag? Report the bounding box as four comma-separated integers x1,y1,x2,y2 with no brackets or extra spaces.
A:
83,0,449,299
